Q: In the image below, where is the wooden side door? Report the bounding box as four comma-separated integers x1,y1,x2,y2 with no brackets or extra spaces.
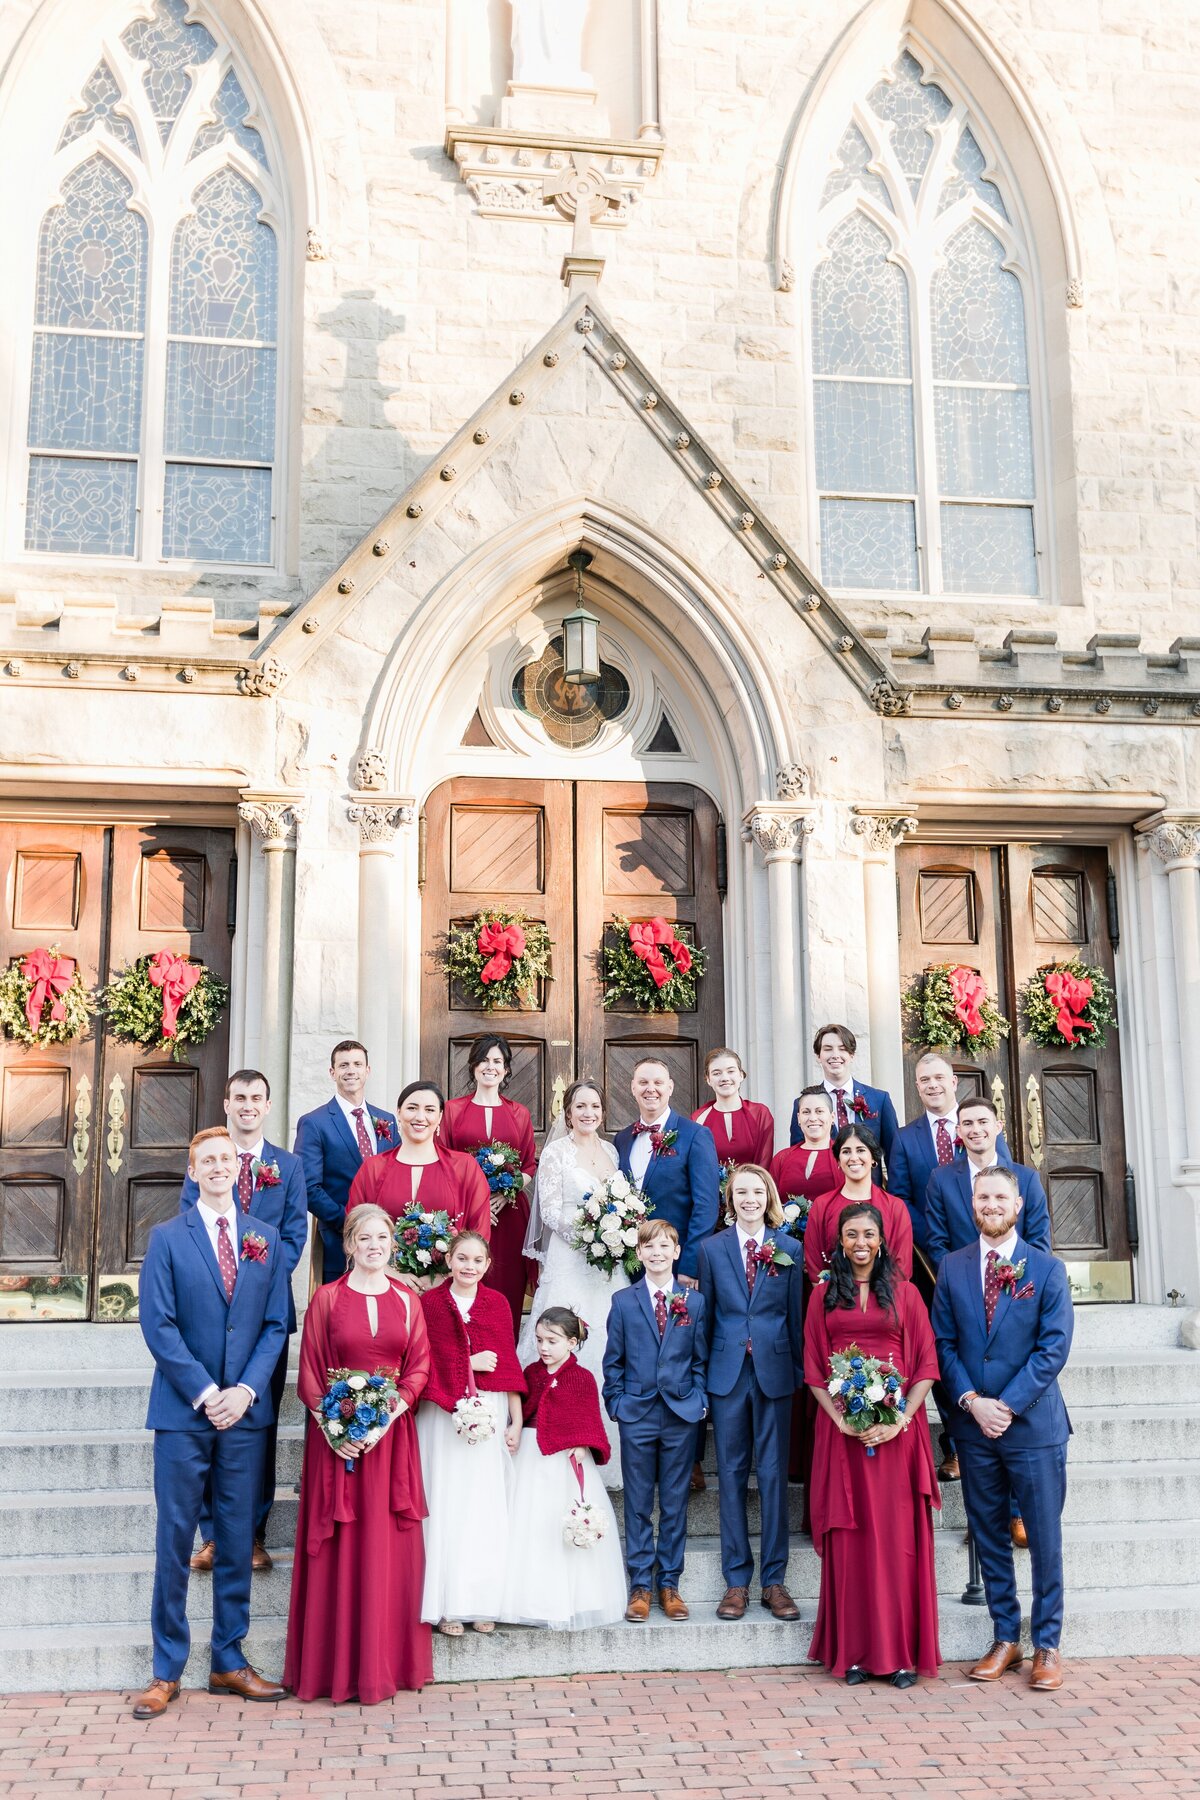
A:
575,782,725,1118
1006,844,1128,1265
0,825,108,1320
92,826,235,1318
420,780,576,1143
896,843,1015,1128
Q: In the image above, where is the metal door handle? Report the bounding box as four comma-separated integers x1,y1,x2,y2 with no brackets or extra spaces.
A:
106,1073,126,1175
990,1074,1007,1132
1025,1073,1044,1169
71,1075,92,1176
550,1075,566,1120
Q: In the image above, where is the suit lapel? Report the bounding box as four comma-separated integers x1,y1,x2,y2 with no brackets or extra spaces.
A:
327,1096,359,1159
987,1236,1027,1339
186,1205,231,1308
962,1245,988,1340
635,1276,660,1341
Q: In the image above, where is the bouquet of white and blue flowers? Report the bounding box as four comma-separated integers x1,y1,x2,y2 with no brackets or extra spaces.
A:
316,1367,400,1474
827,1345,906,1457
473,1140,524,1225
571,1171,652,1279
391,1202,455,1278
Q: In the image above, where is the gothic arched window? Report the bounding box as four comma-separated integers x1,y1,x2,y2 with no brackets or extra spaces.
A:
26,0,283,565
810,48,1040,598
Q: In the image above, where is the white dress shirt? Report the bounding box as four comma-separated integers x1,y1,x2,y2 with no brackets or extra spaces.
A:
979,1227,1020,1289
192,1198,256,1409
337,1092,377,1152
926,1109,958,1151
629,1110,671,1186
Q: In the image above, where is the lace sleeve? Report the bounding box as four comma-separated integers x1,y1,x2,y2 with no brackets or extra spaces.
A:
537,1138,568,1233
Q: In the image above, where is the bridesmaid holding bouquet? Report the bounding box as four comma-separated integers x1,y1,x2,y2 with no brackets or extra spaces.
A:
438,1035,537,1335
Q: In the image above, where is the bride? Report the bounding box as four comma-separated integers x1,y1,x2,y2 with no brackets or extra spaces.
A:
520,1079,627,1485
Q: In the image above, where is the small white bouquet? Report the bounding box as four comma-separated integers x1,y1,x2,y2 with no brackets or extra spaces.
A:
452,1391,496,1444
562,1452,605,1548
571,1171,652,1278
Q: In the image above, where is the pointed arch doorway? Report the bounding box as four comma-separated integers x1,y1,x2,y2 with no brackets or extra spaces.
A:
420,778,726,1136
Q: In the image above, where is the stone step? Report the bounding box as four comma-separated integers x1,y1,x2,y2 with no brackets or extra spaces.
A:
3,1581,1199,1693
0,1371,309,1433
0,1488,302,1558
1060,1348,1200,1404
1068,1304,1184,1349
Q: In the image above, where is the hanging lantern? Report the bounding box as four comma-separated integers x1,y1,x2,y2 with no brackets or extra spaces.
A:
561,548,600,683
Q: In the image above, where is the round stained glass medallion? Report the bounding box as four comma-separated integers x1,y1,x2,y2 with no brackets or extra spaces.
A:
511,634,630,748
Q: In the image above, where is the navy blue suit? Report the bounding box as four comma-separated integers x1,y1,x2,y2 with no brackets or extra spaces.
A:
180,1139,306,1542
788,1080,898,1165
932,1237,1073,1649
293,1096,398,1282
888,1117,1012,1254
924,1152,1051,1272
614,1110,720,1281
139,1207,289,1681
603,1279,708,1592
698,1226,804,1589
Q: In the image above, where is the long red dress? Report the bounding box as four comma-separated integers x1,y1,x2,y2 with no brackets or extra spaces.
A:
769,1143,840,1486
805,1281,941,1678
691,1100,775,1169
805,1182,914,1282
438,1095,536,1337
348,1143,492,1242
283,1277,433,1702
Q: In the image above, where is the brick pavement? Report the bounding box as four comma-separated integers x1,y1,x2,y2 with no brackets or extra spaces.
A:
3,1659,1200,1800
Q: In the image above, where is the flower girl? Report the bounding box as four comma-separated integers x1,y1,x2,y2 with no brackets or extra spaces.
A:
418,1231,526,1634
499,1306,627,1631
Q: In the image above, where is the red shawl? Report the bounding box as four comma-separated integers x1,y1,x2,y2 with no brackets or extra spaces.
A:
420,1281,527,1412
520,1354,611,1465
348,1142,492,1239
294,1276,430,1558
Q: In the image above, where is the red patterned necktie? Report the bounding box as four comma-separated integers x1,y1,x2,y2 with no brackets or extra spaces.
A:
216,1214,237,1302
745,1238,757,1297
935,1117,954,1166
237,1153,253,1214
984,1249,1000,1329
654,1290,668,1338
834,1088,849,1130
352,1106,373,1159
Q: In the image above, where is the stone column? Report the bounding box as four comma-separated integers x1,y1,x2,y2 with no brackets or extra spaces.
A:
849,810,918,1104
347,798,415,1097
747,807,814,1134
237,794,307,1123
1141,818,1200,1171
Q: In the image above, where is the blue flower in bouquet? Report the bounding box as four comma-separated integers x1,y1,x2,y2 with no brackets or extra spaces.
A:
347,1422,368,1441
331,1379,350,1398
850,1357,863,1370
321,1396,341,1417
852,1372,867,1390
354,1403,375,1425
367,1375,386,1390
848,1395,865,1414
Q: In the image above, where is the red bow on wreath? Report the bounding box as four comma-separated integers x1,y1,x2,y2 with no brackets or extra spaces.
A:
948,966,987,1037
1044,970,1095,1045
21,947,76,1035
477,920,526,985
629,917,690,990
147,950,201,1038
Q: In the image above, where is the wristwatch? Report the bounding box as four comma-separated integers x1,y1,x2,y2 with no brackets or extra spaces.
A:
959,1390,978,1412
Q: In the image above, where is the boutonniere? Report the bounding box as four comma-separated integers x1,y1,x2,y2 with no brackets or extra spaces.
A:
668,1294,690,1327
851,1093,877,1121
651,1127,678,1159
240,1231,268,1263
994,1257,1027,1291
373,1117,393,1145
251,1157,280,1190
750,1237,794,1275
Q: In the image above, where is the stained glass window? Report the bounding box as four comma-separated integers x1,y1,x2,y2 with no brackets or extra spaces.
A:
811,46,1038,598
26,7,281,565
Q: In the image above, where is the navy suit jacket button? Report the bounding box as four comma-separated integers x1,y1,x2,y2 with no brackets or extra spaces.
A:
228,1324,234,1333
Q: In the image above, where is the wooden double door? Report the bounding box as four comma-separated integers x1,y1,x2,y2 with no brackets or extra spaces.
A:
420,780,726,1136
898,840,1129,1272
0,821,234,1320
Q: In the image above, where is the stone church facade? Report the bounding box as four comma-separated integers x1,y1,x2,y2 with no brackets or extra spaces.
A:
1,0,1198,1334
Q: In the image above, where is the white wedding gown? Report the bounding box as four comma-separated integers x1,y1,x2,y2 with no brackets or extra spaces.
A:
517,1134,628,1488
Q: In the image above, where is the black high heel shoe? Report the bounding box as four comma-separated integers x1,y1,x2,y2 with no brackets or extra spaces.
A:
845,1666,869,1685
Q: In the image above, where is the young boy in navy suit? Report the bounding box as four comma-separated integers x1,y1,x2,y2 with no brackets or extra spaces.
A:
698,1164,804,1623
602,1220,708,1623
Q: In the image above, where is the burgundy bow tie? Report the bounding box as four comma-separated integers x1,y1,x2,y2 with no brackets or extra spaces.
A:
632,1120,659,1137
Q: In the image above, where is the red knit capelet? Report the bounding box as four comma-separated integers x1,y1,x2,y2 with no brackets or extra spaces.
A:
521,1354,611,1465
420,1281,527,1412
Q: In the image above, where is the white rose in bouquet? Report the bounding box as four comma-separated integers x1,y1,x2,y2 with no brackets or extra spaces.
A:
622,1227,639,1247
347,1375,367,1391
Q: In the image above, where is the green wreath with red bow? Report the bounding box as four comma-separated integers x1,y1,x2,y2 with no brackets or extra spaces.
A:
1019,958,1116,1051
602,915,707,1014
441,909,553,1012
902,962,1010,1055
0,945,96,1049
101,949,229,1061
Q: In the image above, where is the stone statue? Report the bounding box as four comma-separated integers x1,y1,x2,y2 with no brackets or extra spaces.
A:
511,0,591,90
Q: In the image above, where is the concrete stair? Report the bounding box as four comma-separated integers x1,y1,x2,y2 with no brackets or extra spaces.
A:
2,1310,1198,1691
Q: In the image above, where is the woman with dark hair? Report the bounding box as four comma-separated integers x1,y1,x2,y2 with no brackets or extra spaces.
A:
805,1202,941,1685
438,1034,537,1336
770,1086,841,1233
692,1047,775,1168
804,1123,914,1283
348,1082,491,1283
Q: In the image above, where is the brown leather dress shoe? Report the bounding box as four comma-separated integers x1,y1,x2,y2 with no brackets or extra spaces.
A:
716,1584,749,1620
968,1640,1024,1681
690,1462,707,1493
938,1453,961,1482
659,1586,689,1621
131,1678,180,1720
624,1587,651,1622
1010,1517,1029,1549
207,1664,286,1701
251,1540,273,1572
189,1540,215,1573
761,1583,800,1621
1030,1648,1064,1690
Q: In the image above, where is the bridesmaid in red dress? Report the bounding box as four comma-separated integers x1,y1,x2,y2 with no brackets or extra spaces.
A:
771,1087,841,1487
805,1123,914,1283
805,1200,941,1684
692,1048,774,1180
438,1034,536,1337
284,1203,433,1702
349,1082,491,1283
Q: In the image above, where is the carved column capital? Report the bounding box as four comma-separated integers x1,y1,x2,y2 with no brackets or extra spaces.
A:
775,763,811,801
1139,816,1200,869
850,809,919,860
347,798,416,848
238,795,307,847
746,808,814,863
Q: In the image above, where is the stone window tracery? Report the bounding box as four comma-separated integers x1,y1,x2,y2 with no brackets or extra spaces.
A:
810,47,1039,599
24,0,283,566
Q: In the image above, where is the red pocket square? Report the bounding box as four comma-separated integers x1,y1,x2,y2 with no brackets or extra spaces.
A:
1013,1282,1036,1300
